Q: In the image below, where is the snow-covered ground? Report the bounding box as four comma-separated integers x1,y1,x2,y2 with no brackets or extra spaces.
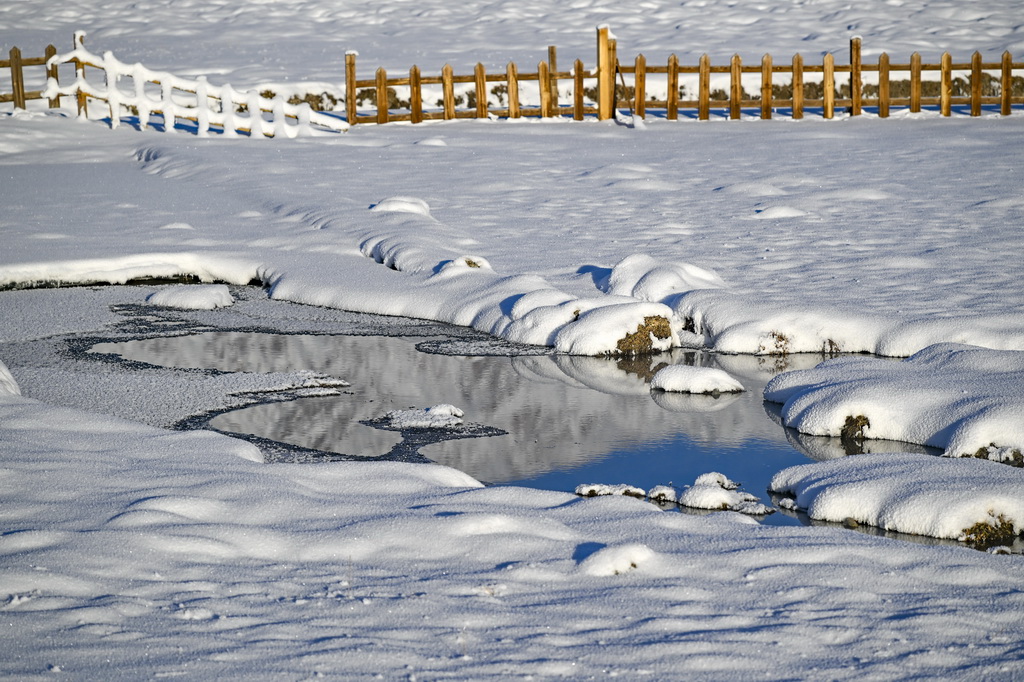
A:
3,1,1024,678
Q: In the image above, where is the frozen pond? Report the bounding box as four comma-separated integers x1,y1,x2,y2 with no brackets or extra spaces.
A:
92,329,935,529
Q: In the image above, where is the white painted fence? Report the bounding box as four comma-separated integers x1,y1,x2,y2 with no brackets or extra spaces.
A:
44,32,348,137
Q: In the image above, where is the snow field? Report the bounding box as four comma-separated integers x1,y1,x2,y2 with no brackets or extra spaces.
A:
2,389,1024,678
3,0,1024,677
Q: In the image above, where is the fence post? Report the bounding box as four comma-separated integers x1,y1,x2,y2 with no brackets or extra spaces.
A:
699,53,710,120
345,51,357,124
730,54,742,119
940,52,952,116
442,64,455,120
375,67,389,124
410,65,423,123
850,37,862,115
792,53,804,119
74,32,88,117
1002,51,1013,116
760,53,772,119
9,47,26,109
970,51,982,116
572,58,584,121
878,52,890,118
823,52,835,119
667,54,679,120
635,54,646,119
548,46,560,110
596,25,614,120
45,45,60,108
507,62,520,118
538,61,552,117
910,52,921,112
475,62,487,118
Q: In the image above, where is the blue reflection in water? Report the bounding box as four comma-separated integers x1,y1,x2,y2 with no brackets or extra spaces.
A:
504,433,810,527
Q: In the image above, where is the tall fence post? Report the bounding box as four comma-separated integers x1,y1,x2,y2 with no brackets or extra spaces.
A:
729,54,741,119
760,53,772,119
442,64,455,120
9,47,26,109
375,67,388,124
572,58,584,121
475,62,487,118
45,45,60,108
940,52,952,116
345,51,357,124
823,52,835,119
910,52,921,112
970,51,982,116
667,54,679,120
507,62,520,119
698,53,710,120
1002,51,1013,116
850,37,862,115
596,25,614,120
410,65,423,123
538,61,552,117
548,46,559,110
791,53,804,119
635,53,646,118
878,53,890,118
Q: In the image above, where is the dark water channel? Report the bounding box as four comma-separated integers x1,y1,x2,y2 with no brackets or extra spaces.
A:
91,331,932,530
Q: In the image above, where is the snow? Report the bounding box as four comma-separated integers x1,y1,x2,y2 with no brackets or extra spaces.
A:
770,453,1024,543
764,343,1024,458
651,364,745,394
146,284,234,309
679,471,775,515
2,0,1024,678
0,359,19,396
382,403,466,429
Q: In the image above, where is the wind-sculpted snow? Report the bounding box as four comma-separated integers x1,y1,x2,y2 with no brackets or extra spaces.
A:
764,343,1024,458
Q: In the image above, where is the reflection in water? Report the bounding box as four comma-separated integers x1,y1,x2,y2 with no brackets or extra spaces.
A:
94,332,876,527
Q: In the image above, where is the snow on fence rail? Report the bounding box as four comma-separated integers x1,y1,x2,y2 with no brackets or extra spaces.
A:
345,26,1024,124
1,33,347,137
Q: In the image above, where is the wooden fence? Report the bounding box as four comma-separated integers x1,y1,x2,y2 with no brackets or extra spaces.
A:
1,45,61,109
5,27,1023,128
344,26,1024,124
1,32,347,137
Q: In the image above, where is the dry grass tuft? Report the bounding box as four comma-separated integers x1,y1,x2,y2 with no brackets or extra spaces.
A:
615,316,672,355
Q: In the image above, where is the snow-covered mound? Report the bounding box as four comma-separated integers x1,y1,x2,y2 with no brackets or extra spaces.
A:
146,284,234,310
679,472,774,515
650,364,744,394
381,404,465,428
575,483,646,499
0,359,20,396
764,344,1024,459
770,453,1024,546
369,196,433,217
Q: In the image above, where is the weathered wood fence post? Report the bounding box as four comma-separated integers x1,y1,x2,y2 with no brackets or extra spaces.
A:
345,51,357,124
596,25,615,120
850,37,862,115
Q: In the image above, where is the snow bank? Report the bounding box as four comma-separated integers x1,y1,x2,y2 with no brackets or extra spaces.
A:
146,284,234,310
0,359,20,396
764,343,1024,458
650,364,744,394
679,472,774,515
770,453,1024,544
